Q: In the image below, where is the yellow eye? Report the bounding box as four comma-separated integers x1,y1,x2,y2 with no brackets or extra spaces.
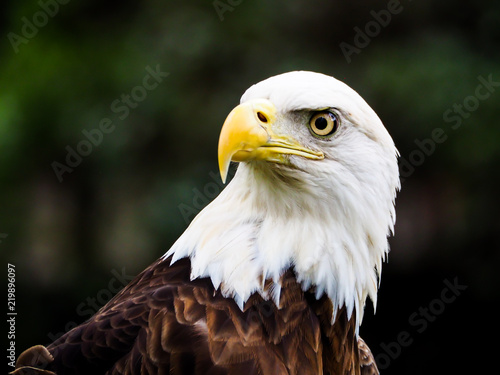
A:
309,111,339,137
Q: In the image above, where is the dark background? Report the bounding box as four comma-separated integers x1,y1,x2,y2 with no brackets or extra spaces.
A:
2,0,499,373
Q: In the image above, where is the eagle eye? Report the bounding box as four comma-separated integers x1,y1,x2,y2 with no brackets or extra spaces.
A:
309,111,339,137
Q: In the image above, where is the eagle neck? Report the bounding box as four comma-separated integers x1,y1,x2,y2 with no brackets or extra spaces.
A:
165,162,391,329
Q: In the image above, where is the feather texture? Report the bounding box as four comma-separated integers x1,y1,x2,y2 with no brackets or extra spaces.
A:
14,256,378,375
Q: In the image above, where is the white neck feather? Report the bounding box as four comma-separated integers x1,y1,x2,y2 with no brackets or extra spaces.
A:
165,144,398,330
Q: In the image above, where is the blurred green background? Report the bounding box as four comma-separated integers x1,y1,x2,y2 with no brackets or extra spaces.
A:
2,0,499,373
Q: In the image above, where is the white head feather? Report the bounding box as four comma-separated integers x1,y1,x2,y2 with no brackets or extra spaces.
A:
165,71,400,329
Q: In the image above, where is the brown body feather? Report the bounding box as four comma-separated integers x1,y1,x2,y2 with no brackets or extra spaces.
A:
14,256,378,375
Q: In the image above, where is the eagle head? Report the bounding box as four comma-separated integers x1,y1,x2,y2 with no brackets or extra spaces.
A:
167,71,399,328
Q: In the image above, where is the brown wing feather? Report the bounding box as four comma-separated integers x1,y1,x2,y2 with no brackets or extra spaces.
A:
15,256,378,375
358,337,379,375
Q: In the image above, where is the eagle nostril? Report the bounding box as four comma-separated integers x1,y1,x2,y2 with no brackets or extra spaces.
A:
257,112,268,123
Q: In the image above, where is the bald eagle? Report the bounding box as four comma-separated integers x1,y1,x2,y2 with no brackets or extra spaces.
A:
14,71,399,375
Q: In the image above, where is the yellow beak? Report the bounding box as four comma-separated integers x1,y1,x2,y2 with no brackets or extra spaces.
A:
218,98,324,183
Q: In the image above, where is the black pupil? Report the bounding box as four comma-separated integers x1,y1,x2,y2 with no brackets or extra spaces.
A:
315,116,328,130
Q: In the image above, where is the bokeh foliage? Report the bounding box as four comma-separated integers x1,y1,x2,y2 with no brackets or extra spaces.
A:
1,0,499,373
